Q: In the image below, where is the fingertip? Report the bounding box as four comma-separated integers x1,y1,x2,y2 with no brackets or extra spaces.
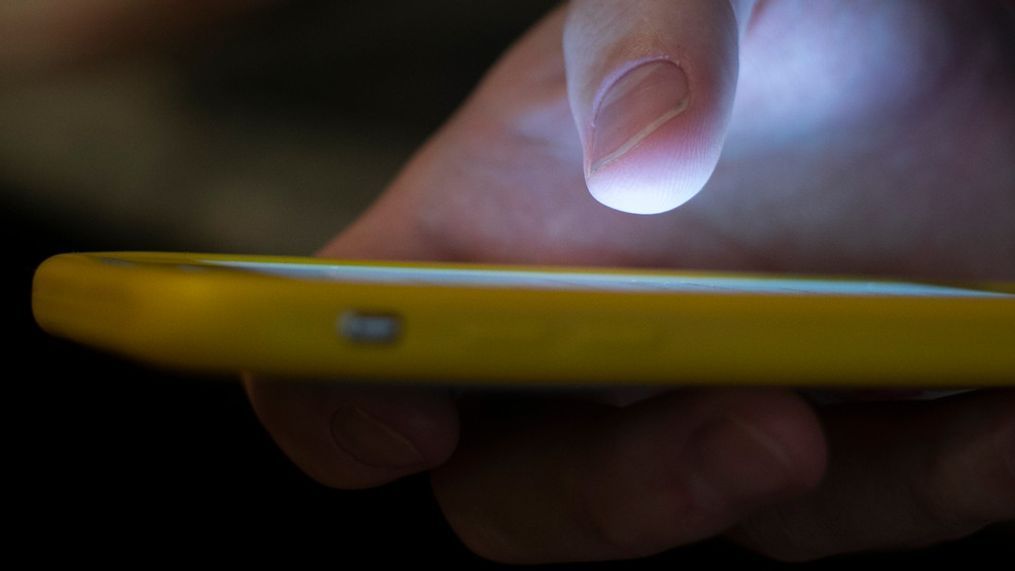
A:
724,390,829,493
583,58,725,215
584,117,723,215
730,391,1015,560
659,389,827,509
428,389,826,564
564,0,743,215
243,375,459,489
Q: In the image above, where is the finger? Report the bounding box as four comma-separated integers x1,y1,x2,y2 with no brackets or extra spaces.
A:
431,389,826,564
241,4,577,492
563,0,752,214
243,375,458,489
243,234,460,489
730,390,1015,561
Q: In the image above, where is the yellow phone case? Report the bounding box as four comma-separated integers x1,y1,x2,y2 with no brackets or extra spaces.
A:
31,252,1015,387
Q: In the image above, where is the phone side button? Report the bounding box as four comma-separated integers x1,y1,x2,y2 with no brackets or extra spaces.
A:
338,311,402,344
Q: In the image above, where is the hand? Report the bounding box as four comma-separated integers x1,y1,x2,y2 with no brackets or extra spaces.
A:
245,1,1015,563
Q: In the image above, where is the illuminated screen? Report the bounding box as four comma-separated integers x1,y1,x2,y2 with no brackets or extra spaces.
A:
204,260,1010,298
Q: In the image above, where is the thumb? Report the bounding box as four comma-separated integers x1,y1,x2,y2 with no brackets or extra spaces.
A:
564,0,750,214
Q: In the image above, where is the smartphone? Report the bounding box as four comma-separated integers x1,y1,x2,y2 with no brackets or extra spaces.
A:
31,251,1015,387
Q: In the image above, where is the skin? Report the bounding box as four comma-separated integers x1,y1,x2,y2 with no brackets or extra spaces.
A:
248,1,1015,562
9,0,1011,563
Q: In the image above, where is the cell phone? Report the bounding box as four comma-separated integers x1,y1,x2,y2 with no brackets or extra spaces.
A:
31,251,1015,387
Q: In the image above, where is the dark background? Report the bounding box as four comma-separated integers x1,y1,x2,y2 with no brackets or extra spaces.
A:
6,0,1011,564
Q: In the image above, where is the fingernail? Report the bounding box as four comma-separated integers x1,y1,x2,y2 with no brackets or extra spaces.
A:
590,60,690,174
695,415,797,502
331,405,426,469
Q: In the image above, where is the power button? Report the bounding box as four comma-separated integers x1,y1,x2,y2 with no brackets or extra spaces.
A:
338,310,402,344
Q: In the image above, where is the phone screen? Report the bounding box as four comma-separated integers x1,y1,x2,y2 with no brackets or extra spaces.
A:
201,259,1010,298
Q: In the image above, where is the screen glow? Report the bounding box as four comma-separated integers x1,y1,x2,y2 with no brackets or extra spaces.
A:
207,260,1009,298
